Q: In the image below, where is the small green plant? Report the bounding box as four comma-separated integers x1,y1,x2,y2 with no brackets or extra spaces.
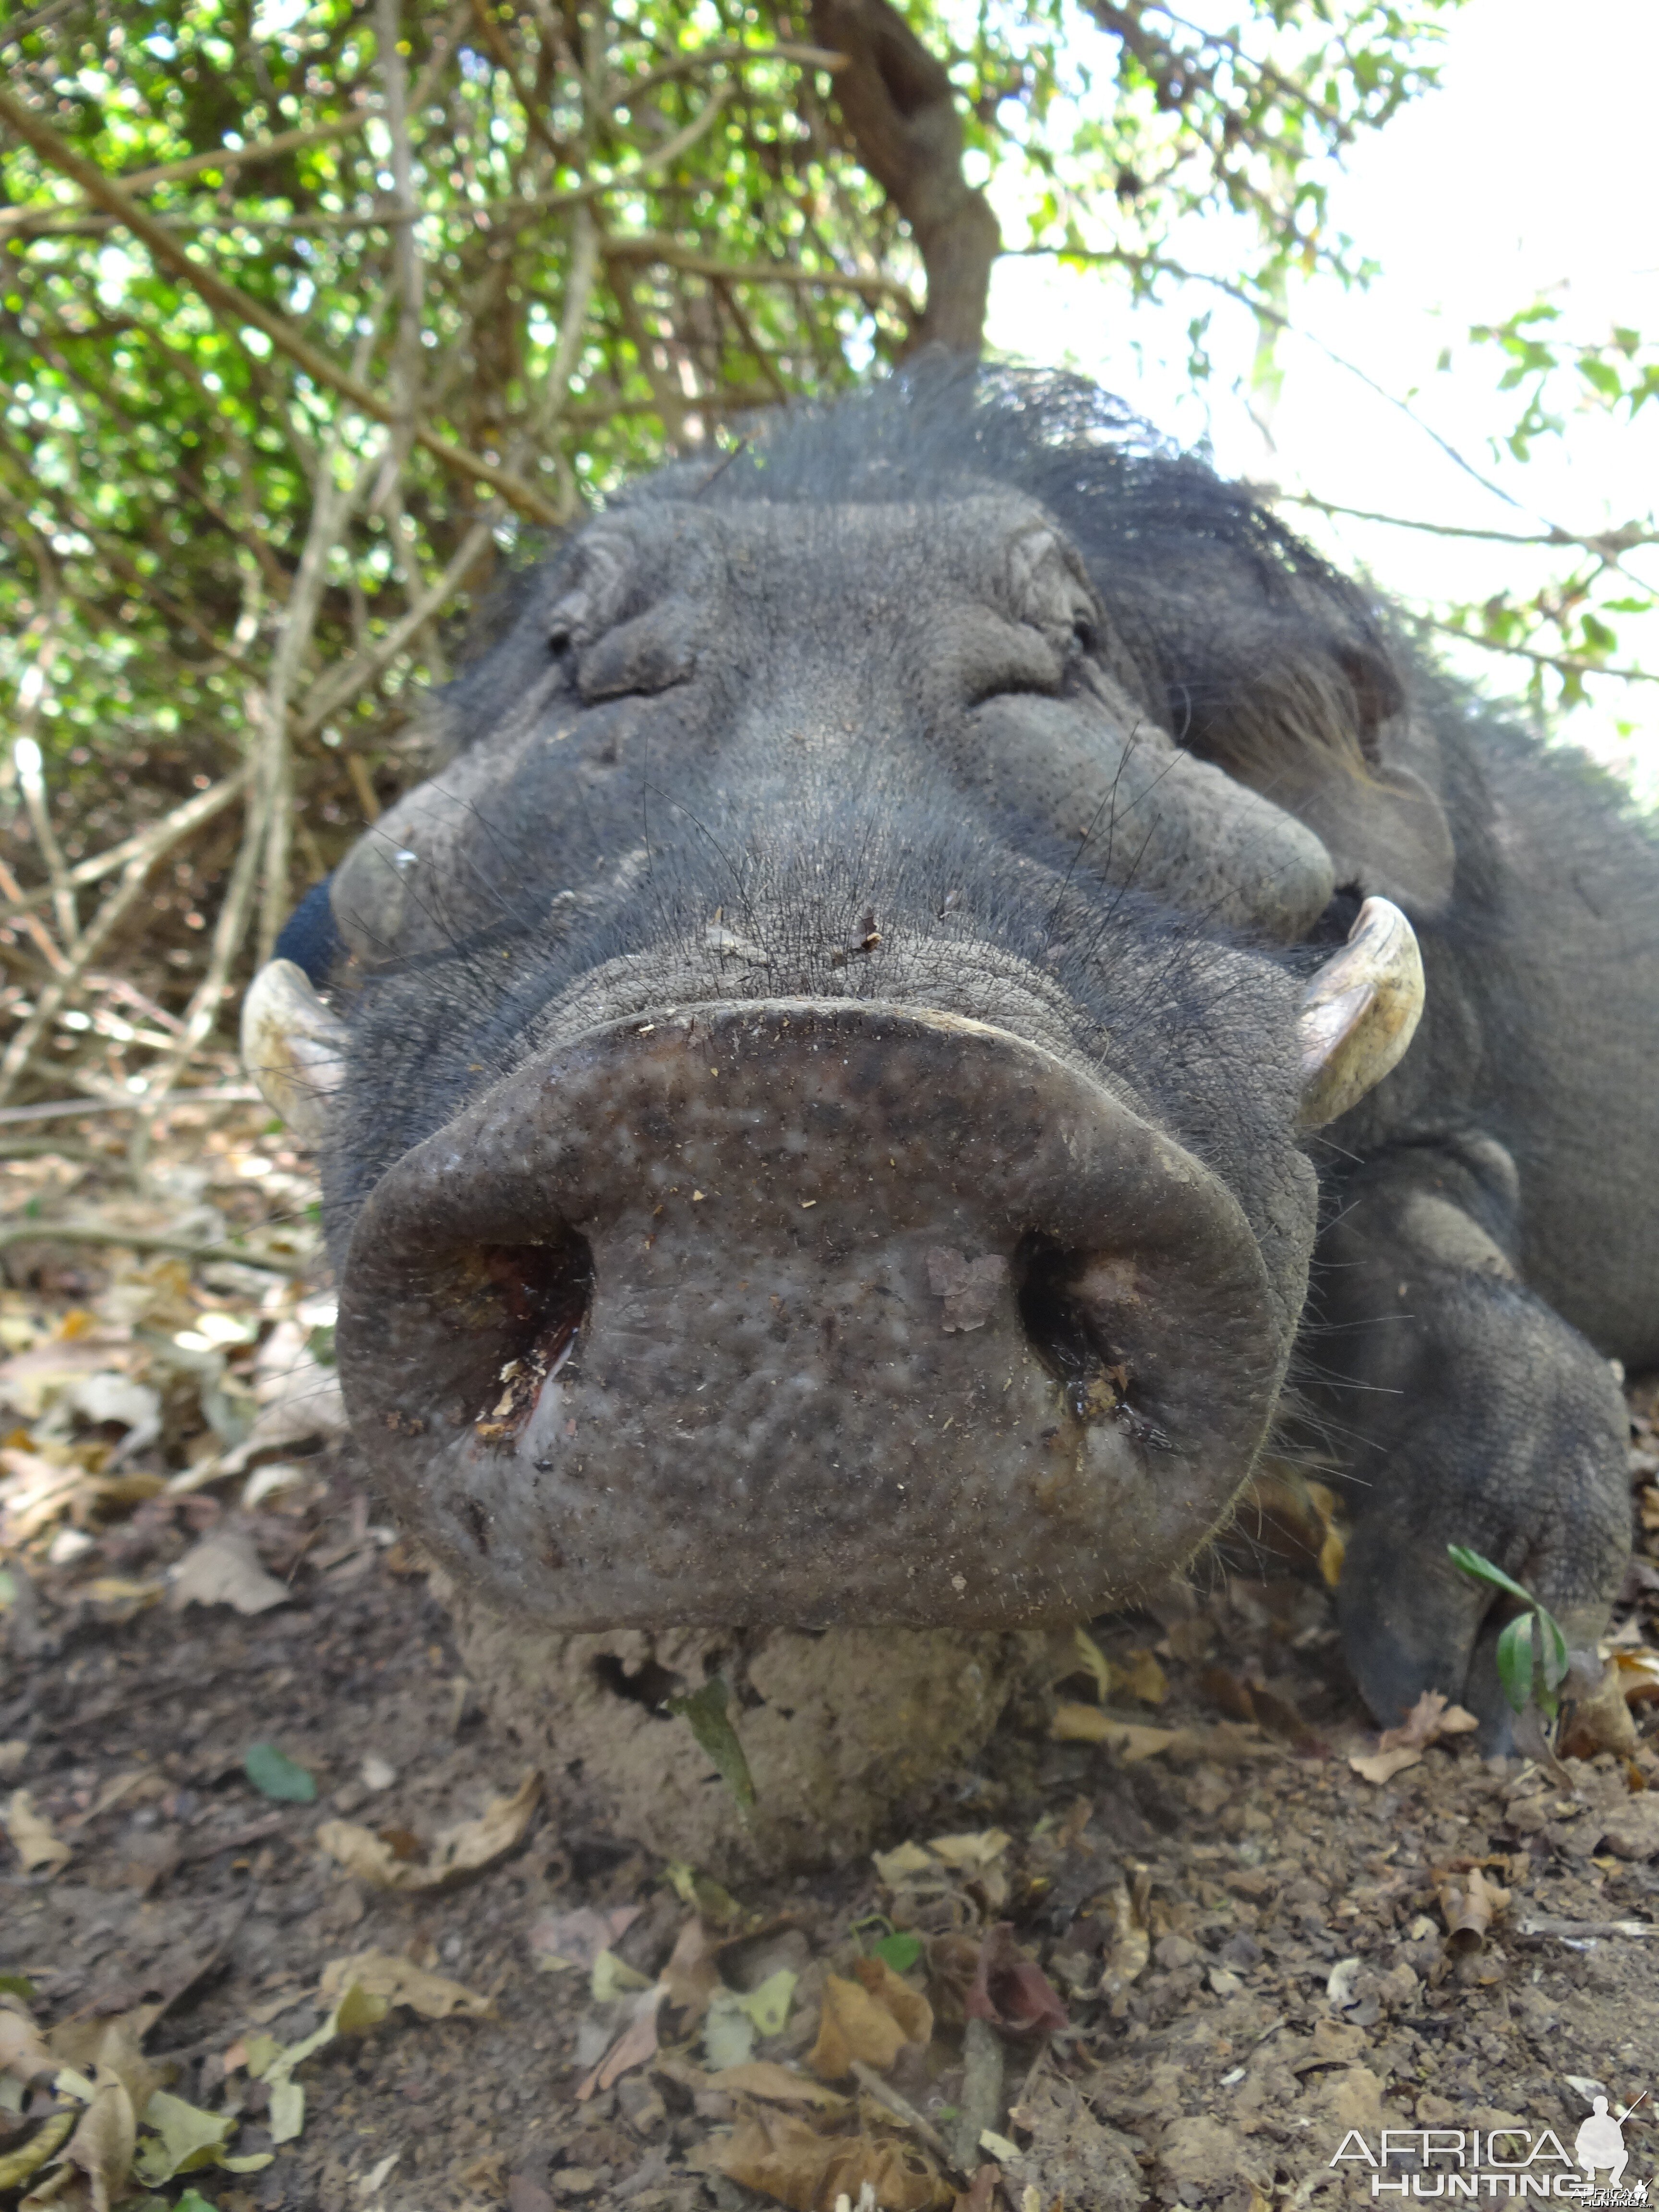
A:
665,1677,756,1815
242,1742,318,1804
1447,1545,1571,1720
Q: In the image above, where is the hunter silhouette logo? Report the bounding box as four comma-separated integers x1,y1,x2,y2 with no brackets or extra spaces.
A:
1330,2095,1650,2202
1577,2096,1647,2195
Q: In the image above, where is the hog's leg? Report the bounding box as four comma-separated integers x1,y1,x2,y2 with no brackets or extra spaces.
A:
1308,1135,1631,1743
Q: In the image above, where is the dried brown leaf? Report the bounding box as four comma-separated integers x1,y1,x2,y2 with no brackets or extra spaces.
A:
1559,1662,1641,1761
966,1923,1068,2038
0,2002,56,2088
1348,1744,1424,1786
1049,1704,1178,1760
809,1972,913,2080
43,2061,137,2212
1378,1690,1479,1754
951,2166,1001,2212
217,1322,347,1474
1123,1648,1168,1706
169,1527,289,1616
317,1950,494,2019
314,1770,538,1891
923,1932,982,2028
528,1904,642,1972
661,1916,720,2023
924,1828,1011,1873
852,1957,932,2048
46,2003,165,2117
709,2061,851,2110
1099,1881,1151,2016
715,2104,952,2212
872,1839,937,1886
575,1983,666,2103
4,1789,70,1875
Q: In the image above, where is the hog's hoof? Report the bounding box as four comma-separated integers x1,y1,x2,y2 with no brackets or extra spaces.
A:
440,1577,1053,1875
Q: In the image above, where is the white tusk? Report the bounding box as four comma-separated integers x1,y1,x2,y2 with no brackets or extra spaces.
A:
1297,895,1425,1129
241,958,349,1145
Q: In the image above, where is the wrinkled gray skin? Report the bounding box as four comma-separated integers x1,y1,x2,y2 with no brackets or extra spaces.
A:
300,374,1654,1742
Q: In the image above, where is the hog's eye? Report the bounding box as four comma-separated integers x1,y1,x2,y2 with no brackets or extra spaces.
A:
1072,613,1097,654
549,620,574,657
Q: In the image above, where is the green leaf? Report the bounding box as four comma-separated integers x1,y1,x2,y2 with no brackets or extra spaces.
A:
1538,1606,1571,1695
736,1967,797,2039
590,1949,652,2002
869,1931,925,1973
0,1972,36,1998
267,2075,305,2145
243,1742,316,1803
1495,1614,1536,1716
703,1987,757,2071
134,2089,236,2184
241,2033,282,2081
1579,357,1623,401
173,2196,221,2212
663,1859,743,1928
1446,1546,1537,1609
665,1677,756,1813
702,1965,798,2069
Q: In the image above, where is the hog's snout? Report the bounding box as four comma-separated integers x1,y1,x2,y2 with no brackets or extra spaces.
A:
337,1001,1286,1626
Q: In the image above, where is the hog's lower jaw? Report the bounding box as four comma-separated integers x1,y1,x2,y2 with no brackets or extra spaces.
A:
336,998,1294,1628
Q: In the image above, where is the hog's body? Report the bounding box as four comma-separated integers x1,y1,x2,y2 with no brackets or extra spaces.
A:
262,372,1655,1744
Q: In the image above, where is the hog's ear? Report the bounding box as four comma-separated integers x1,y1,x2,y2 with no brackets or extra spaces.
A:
1184,627,1455,921
241,959,349,1145
1276,752,1455,922
1298,897,1425,1129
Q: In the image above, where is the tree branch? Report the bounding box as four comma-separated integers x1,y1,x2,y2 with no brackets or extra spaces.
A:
0,1220,306,1273
0,111,374,239
0,769,250,919
601,228,914,305
625,40,847,100
0,88,563,526
1421,617,1656,685
808,0,998,354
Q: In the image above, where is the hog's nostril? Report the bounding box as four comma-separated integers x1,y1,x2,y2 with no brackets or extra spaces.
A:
1016,1231,1172,1444
1017,1231,1112,1388
460,1233,593,1445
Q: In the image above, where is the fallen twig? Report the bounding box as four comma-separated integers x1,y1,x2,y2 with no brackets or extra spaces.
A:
1520,1916,1659,1939
0,766,251,920
950,2015,1005,2175
0,1220,309,1273
847,2058,956,2165
0,1086,257,1126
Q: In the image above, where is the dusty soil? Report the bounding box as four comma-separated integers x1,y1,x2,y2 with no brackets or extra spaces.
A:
2,1106,1658,2212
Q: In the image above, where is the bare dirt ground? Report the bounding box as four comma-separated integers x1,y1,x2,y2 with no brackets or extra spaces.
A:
2,1102,1658,2212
